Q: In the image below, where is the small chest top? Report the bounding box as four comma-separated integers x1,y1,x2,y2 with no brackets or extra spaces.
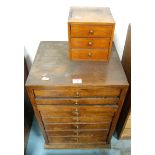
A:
26,41,128,87
68,7,115,24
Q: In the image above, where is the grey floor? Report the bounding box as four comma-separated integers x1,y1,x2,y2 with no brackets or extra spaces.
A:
26,118,131,155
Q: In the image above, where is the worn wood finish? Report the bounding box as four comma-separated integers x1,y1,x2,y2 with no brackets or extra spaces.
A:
34,87,121,98
40,111,115,117
42,116,113,124
26,41,128,148
37,105,118,112
48,136,107,144
44,123,111,131
68,7,115,61
35,97,119,105
46,130,109,137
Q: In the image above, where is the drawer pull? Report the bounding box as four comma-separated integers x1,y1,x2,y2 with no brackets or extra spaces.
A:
75,101,78,105
89,30,94,35
76,92,80,97
88,52,92,57
88,41,93,46
72,111,79,115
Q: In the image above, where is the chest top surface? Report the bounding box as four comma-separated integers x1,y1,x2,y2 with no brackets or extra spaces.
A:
68,7,115,24
26,41,128,87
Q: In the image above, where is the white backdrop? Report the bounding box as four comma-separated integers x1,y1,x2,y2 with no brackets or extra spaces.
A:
24,0,130,70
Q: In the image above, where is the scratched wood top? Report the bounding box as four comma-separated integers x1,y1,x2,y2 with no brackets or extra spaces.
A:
68,7,115,24
26,41,128,87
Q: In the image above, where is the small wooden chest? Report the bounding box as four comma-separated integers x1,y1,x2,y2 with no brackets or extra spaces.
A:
68,7,115,61
26,41,128,149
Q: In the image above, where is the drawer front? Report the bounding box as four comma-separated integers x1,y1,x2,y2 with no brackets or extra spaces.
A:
40,110,115,117
46,130,108,137
48,136,107,144
42,116,113,123
34,87,121,98
71,38,110,49
35,97,119,105
71,25,113,37
37,105,118,113
71,49,109,60
45,123,111,131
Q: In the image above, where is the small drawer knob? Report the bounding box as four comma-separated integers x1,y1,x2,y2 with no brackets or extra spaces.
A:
89,30,94,34
72,111,79,115
75,101,78,105
88,52,92,57
76,92,80,97
88,41,93,46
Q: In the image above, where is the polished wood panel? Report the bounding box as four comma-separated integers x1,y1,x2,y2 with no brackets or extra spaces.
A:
71,49,109,61
71,25,113,37
71,38,110,49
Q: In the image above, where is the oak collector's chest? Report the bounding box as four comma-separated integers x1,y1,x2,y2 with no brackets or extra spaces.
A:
26,41,128,149
68,7,115,61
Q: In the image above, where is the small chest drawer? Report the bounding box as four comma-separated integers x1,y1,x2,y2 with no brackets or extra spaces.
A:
71,25,113,37
71,49,109,60
71,38,110,49
34,87,121,98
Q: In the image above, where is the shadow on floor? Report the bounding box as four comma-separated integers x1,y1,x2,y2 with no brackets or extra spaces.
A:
26,118,131,155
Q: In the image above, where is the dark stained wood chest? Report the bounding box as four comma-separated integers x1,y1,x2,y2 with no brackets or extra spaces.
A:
26,41,128,149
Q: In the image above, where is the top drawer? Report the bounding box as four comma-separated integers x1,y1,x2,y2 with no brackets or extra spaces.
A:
33,87,121,98
70,25,113,38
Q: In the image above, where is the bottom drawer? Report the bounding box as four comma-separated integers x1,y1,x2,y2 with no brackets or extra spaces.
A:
71,49,109,61
48,136,107,144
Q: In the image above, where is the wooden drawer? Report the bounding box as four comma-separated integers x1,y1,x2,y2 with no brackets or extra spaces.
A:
45,123,111,131
42,116,113,123
37,105,118,113
71,49,109,60
34,87,121,98
71,38,110,49
71,25,113,37
46,130,109,137
48,136,107,144
35,97,119,105
40,110,115,117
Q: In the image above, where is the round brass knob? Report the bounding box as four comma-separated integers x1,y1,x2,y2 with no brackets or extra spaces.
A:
88,41,93,46
89,30,94,34
76,92,80,97
88,52,92,57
